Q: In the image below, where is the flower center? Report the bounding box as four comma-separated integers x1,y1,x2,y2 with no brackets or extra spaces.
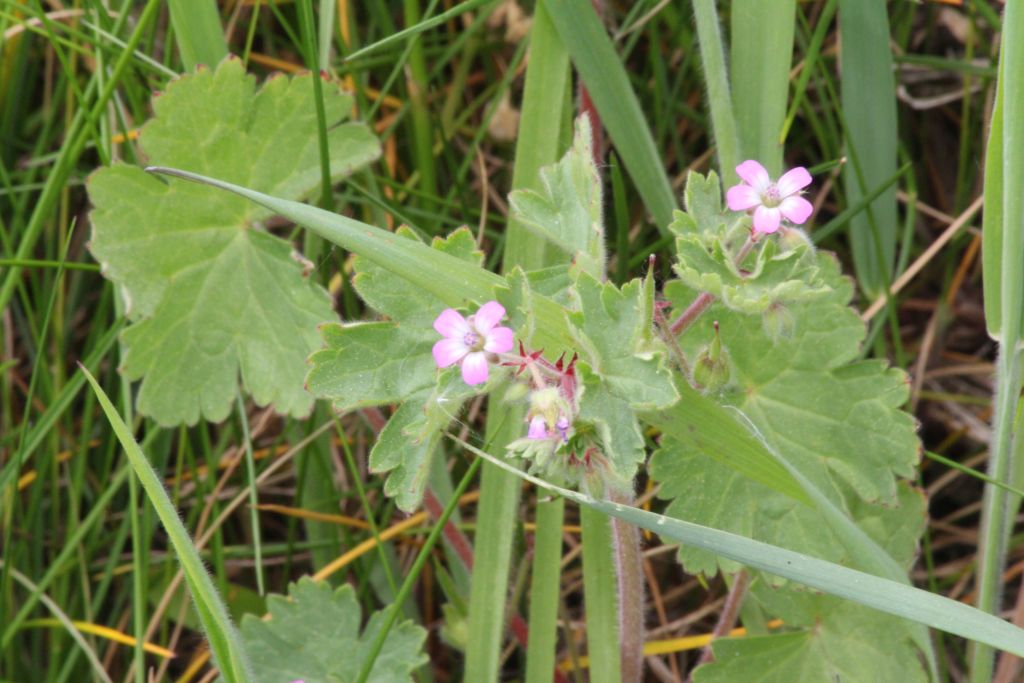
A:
761,184,782,208
463,331,481,349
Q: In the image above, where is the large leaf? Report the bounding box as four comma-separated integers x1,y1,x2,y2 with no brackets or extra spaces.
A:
697,483,927,682
237,578,427,683
88,57,380,425
695,600,926,683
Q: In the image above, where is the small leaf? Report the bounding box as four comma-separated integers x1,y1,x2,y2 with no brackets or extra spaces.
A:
88,58,381,425
576,364,646,482
237,578,427,683
568,272,678,410
305,322,436,411
509,116,605,272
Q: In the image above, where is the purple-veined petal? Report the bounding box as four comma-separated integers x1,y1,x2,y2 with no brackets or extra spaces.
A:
776,166,812,197
726,184,762,211
484,325,514,353
461,352,489,385
753,205,782,234
779,195,814,225
735,160,771,192
434,308,470,339
472,301,506,332
527,415,548,440
433,338,468,368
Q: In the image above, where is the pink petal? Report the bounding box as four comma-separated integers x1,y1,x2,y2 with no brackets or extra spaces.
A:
434,308,470,339
461,352,489,385
735,160,771,192
752,205,782,234
779,195,814,225
433,338,468,368
726,184,762,211
484,326,514,353
472,301,506,332
527,415,548,440
776,166,812,197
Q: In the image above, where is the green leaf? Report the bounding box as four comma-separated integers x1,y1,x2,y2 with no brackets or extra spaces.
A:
673,236,833,314
307,228,491,511
669,170,728,238
509,116,605,273
695,601,926,683
664,250,917,505
576,365,646,482
305,322,436,410
568,272,678,410
88,58,380,425
237,578,427,683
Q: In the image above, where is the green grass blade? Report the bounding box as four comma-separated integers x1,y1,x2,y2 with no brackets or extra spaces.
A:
80,366,254,683
465,3,571,678
691,0,740,184
166,0,227,71
838,0,899,296
971,4,1024,678
545,2,676,230
580,506,621,683
730,0,796,175
343,0,491,62
981,48,1005,340
524,497,564,683
458,437,1024,660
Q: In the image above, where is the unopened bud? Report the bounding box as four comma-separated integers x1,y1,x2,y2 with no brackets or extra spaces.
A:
693,321,731,391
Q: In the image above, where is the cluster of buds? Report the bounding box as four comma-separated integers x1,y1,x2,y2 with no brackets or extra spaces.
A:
431,303,593,479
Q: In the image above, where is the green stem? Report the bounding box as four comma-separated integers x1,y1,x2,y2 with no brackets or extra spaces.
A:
463,2,570,679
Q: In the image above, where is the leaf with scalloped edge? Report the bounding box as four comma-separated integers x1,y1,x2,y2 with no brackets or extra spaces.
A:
307,228,497,511
235,577,427,683
695,483,928,682
567,271,678,410
88,57,380,425
662,249,918,504
509,116,605,272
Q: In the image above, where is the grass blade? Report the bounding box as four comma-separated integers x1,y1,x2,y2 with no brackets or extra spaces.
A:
166,0,227,71
465,3,571,678
458,437,1024,660
838,0,899,296
546,2,676,230
971,4,1024,679
80,366,254,683
690,0,741,185
730,0,796,175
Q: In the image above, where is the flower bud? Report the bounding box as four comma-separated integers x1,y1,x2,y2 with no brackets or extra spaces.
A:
693,321,731,391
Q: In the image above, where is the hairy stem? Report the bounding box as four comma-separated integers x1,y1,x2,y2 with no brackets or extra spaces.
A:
609,490,646,683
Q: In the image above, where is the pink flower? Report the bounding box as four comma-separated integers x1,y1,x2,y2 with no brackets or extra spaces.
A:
433,301,514,385
725,160,813,235
527,415,548,439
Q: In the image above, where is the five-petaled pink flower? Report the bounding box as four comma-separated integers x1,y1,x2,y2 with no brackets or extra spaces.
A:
433,301,514,385
726,160,813,235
